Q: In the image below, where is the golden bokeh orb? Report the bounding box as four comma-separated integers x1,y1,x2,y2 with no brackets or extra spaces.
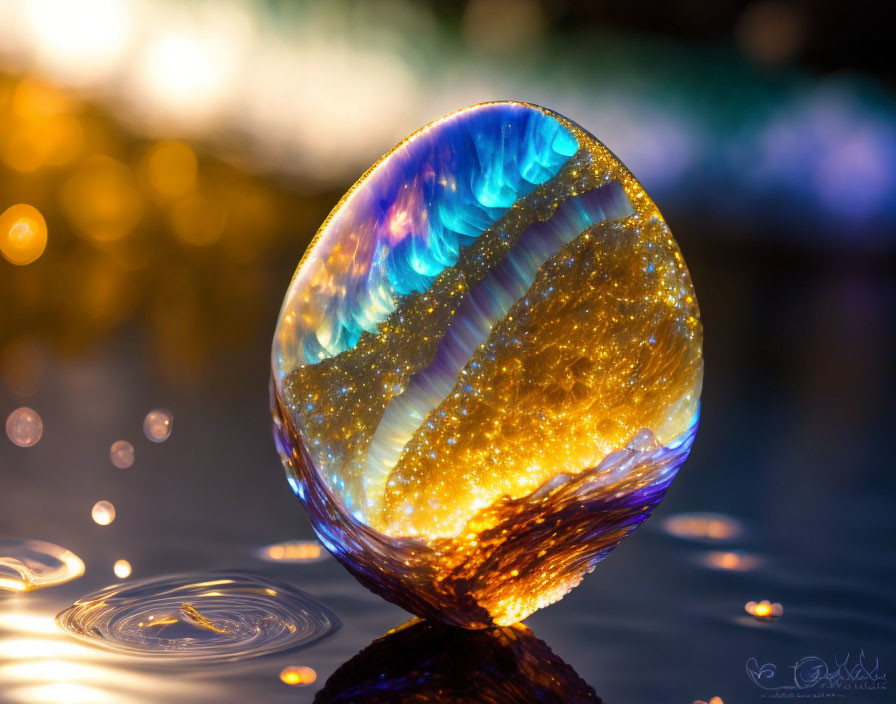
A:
280,666,317,686
144,140,198,199
0,204,48,266
91,500,116,526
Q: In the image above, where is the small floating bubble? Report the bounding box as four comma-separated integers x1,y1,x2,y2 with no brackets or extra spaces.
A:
662,512,743,542
0,539,85,592
55,572,339,664
745,600,782,620
256,540,327,564
113,560,132,579
281,665,317,686
91,501,116,526
109,440,135,469
143,409,173,443
5,407,43,447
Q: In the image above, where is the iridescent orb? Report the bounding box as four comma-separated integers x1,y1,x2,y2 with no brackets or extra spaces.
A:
272,102,703,628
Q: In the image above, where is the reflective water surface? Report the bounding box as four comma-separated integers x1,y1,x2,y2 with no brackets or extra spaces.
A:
1,221,894,703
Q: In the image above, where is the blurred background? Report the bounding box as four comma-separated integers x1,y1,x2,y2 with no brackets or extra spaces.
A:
1,1,894,702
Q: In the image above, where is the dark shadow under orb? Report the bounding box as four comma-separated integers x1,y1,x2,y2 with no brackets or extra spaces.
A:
314,619,603,704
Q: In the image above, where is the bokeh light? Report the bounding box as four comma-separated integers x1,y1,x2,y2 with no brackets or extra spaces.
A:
60,156,143,242
91,501,116,526
697,551,760,571
23,0,135,85
279,665,316,686
745,600,783,620
5,407,43,447
1,338,49,398
142,141,198,199
662,513,744,542
256,541,326,564
0,204,47,266
109,441,134,469
142,409,172,443
113,560,131,579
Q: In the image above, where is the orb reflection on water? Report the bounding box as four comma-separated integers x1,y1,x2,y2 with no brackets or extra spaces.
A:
313,618,602,703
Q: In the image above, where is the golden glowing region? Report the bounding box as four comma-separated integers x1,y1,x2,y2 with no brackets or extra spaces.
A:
0,539,85,592
272,102,703,627
256,540,325,564
745,600,782,620
663,513,743,542
113,560,132,579
280,665,317,686
699,551,760,571
0,204,47,266
91,501,116,526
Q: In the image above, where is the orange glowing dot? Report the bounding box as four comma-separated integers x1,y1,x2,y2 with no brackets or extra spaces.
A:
91,500,116,526
745,600,782,620
693,698,725,704
0,204,48,266
113,559,132,578
109,440,135,468
143,409,173,442
280,666,316,686
5,407,43,447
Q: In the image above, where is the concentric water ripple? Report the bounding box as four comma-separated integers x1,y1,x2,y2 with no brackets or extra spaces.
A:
55,572,339,663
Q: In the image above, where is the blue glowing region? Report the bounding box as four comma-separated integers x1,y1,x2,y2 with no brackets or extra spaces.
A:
274,103,577,374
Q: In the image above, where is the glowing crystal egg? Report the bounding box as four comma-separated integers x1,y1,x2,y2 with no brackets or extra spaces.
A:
272,101,703,628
